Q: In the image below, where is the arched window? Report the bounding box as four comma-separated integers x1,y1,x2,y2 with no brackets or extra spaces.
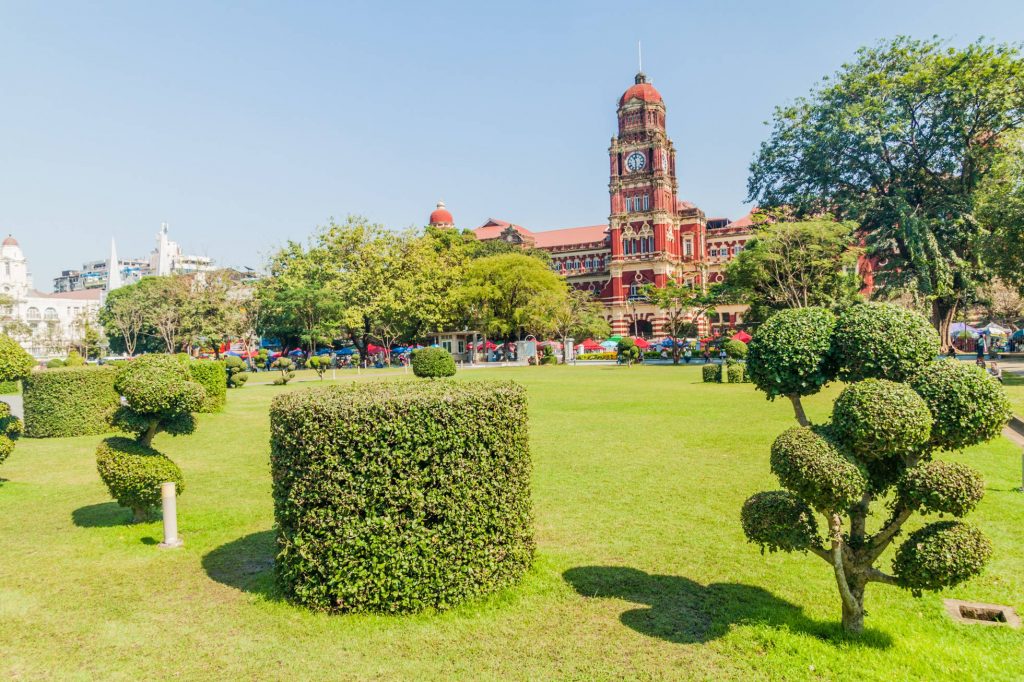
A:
43,307,58,321
26,307,40,321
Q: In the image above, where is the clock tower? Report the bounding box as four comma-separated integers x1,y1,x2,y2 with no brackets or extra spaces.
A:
606,71,706,334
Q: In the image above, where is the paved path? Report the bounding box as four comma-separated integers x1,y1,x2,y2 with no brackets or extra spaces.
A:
2,394,22,419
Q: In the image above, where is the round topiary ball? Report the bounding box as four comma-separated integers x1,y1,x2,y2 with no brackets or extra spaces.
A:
96,436,184,522
0,434,13,465
723,339,748,360
832,303,939,383
411,347,456,378
746,307,838,399
741,490,820,554
892,520,991,594
115,354,206,416
0,334,36,383
897,460,985,517
832,379,932,459
910,359,1011,451
770,426,868,512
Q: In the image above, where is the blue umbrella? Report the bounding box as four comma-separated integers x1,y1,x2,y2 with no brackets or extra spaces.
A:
600,340,617,350
337,348,355,356
288,349,305,356
224,350,242,357
392,346,409,353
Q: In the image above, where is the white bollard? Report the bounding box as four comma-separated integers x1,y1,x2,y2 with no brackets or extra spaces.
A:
158,481,183,549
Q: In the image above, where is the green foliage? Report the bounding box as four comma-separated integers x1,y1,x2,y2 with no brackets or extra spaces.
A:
23,366,120,438
0,401,23,440
458,253,568,339
893,521,992,595
306,355,331,379
746,307,838,399
223,356,249,388
910,360,1011,451
0,334,35,383
0,380,19,394
539,345,557,365
741,490,819,554
831,379,932,459
770,426,868,512
411,347,456,378
46,358,64,369
576,351,617,361
269,380,534,613
271,357,296,385
832,303,940,383
616,338,641,366
726,363,745,384
702,364,721,383
978,132,1024,294
114,354,206,445
723,339,748,360
95,437,184,522
186,360,227,412
724,217,862,318
747,37,1024,341
0,434,13,465
64,350,85,367
898,460,985,518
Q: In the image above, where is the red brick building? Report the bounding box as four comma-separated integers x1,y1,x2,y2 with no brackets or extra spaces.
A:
430,72,754,337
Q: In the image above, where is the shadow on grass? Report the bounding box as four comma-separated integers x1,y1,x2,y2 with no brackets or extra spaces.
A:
72,501,134,528
563,566,892,648
202,530,280,599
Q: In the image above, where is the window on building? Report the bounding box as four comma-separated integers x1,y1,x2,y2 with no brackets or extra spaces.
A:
625,197,633,212
43,307,58,321
26,307,40,321
684,240,692,257
643,194,650,211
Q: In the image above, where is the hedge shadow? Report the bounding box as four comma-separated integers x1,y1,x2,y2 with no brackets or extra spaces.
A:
72,501,134,528
202,530,279,599
563,566,891,648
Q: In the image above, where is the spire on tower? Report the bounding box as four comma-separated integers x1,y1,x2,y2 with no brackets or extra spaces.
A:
106,238,123,292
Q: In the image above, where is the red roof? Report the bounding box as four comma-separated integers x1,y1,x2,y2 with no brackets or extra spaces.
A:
2,235,18,247
30,289,102,301
620,82,662,106
429,200,454,226
473,220,608,248
729,211,756,228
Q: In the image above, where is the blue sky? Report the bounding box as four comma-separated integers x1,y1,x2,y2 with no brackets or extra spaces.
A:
2,0,1023,286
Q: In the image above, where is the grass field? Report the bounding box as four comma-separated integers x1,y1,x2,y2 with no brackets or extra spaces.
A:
1,365,1022,680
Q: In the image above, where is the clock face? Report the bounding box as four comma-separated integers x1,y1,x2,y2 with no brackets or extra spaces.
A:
626,151,646,172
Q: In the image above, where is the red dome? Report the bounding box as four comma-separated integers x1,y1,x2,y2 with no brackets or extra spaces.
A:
429,201,454,226
619,72,662,106
2,235,18,247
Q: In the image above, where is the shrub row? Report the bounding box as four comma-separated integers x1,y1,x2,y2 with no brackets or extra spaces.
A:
23,366,120,438
186,360,227,412
269,380,534,613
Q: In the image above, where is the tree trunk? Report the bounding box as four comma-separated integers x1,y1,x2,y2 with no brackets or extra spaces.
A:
788,394,810,427
840,579,866,634
932,298,957,353
140,421,159,448
132,506,148,524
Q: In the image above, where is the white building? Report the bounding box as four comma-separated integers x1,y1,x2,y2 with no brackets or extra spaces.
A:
0,235,102,357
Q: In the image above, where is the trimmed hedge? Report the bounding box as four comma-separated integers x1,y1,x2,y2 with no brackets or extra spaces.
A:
96,436,184,522
746,307,838,399
411,347,456,378
702,364,722,382
726,363,745,383
741,490,819,554
23,366,120,438
0,380,19,395
270,380,534,613
187,360,227,412
893,521,991,595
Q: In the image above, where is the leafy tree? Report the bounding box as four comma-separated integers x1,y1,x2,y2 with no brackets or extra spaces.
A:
642,282,730,364
977,132,1024,295
271,357,296,385
748,37,1024,348
724,216,862,319
307,355,330,380
458,253,568,341
535,289,610,362
616,338,641,367
111,354,207,448
258,243,344,354
223,356,249,388
743,303,1010,633
99,285,146,356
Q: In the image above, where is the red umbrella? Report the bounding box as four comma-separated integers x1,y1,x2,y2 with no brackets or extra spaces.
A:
732,331,752,343
632,337,651,349
367,344,386,354
581,338,603,351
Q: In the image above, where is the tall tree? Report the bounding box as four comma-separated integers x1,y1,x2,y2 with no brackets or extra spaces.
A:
977,132,1024,295
257,242,343,354
535,288,610,361
642,282,732,363
724,217,862,320
748,37,1024,348
99,285,146,356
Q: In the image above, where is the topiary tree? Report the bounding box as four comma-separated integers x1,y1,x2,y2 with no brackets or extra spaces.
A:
46,358,65,369
616,338,641,366
307,355,331,380
723,338,748,362
271,357,296,385
726,363,745,383
0,334,35,471
98,354,206,522
702,363,722,383
255,349,269,367
224,356,249,388
411,347,456,378
64,350,85,367
743,306,1010,633
746,307,838,426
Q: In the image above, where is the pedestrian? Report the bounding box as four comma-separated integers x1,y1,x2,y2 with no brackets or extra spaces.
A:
684,347,692,364
976,335,986,361
719,348,727,363
702,349,711,364
989,362,1003,383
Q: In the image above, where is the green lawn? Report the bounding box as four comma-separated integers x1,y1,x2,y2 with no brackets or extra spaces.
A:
1004,373,1024,418
1,366,1022,680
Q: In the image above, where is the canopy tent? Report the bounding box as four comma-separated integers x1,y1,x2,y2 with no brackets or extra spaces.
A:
336,347,356,356
468,341,498,351
732,331,752,343
579,338,603,352
980,322,1011,336
632,337,651,349
951,322,981,336
391,346,411,354
366,344,387,354
1013,329,1024,341
607,335,623,341
599,340,618,350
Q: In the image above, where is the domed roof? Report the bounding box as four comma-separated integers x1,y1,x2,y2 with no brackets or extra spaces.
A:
619,72,662,106
2,235,19,247
429,200,454,226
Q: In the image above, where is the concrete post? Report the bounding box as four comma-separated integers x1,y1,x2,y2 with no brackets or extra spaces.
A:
158,482,183,549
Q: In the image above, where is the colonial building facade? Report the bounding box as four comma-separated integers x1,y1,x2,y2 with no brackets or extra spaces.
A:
430,72,754,337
